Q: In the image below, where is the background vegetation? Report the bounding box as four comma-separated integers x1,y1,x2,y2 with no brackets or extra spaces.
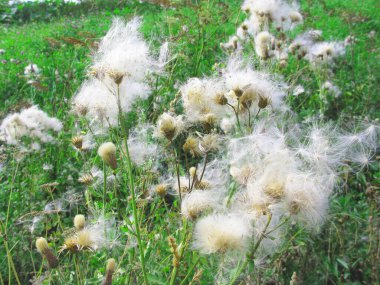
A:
0,0,379,284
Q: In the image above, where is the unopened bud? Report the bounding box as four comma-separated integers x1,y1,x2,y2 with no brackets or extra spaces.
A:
36,237,59,268
98,142,117,170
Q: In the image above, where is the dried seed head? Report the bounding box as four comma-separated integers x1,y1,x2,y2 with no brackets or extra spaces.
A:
239,88,257,109
194,180,210,190
76,104,89,116
74,214,86,231
279,59,288,68
252,203,270,216
199,134,220,154
200,113,217,130
183,136,201,157
258,96,270,109
71,136,83,150
214,93,228,105
155,184,168,197
156,113,184,141
98,142,118,170
107,70,124,85
78,173,94,185
62,236,79,253
288,201,301,215
290,12,303,23
264,182,285,200
77,230,93,250
233,88,244,98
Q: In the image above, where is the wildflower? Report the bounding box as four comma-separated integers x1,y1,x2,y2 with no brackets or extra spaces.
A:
98,142,118,170
78,173,94,185
255,32,273,59
155,184,168,198
36,237,59,268
193,214,252,254
0,106,62,146
71,135,83,150
199,134,221,154
73,17,165,128
181,190,220,220
155,112,185,141
183,136,201,157
24,63,41,77
60,216,118,253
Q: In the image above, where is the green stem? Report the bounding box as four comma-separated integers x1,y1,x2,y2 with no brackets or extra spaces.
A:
228,214,272,285
179,255,201,285
116,84,149,285
103,162,107,216
169,219,189,285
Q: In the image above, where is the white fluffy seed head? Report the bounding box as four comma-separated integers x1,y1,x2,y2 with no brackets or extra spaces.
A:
155,112,185,141
181,191,220,220
255,31,273,59
0,106,62,146
193,214,252,254
98,142,117,170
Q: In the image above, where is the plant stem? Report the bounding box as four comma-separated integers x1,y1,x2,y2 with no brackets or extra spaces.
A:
198,152,208,183
103,162,107,216
116,84,149,285
179,255,201,285
169,219,189,285
227,103,242,134
173,147,182,202
228,213,272,285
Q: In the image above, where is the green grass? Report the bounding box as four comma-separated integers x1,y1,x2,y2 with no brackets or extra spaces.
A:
0,0,379,284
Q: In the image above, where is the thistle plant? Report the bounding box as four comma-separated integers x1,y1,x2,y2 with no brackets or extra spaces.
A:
0,1,378,284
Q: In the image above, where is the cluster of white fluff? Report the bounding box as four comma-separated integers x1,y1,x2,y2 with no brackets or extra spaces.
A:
127,123,160,166
72,17,167,129
0,105,62,146
176,57,288,133
189,116,379,256
240,0,303,37
24,63,42,84
221,0,302,60
143,52,378,260
221,0,352,70
290,31,348,66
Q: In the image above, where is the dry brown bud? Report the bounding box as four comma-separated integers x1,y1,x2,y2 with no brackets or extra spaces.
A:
71,136,83,150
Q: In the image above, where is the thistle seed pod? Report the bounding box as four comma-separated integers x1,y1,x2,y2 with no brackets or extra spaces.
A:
98,142,118,170
36,237,59,269
71,136,83,150
74,214,85,231
102,258,116,285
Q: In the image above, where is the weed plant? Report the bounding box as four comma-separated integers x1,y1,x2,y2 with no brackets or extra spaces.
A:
0,0,379,284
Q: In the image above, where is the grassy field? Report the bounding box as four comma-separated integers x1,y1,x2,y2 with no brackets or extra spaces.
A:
0,0,379,284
